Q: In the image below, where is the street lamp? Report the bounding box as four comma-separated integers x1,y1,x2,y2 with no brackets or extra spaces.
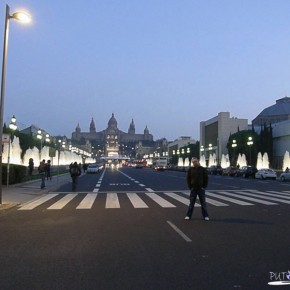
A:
232,139,237,166
57,139,62,182
45,134,50,143
208,143,212,158
0,5,31,204
200,145,204,155
57,138,66,182
247,136,254,165
7,115,17,186
9,115,17,131
37,129,43,159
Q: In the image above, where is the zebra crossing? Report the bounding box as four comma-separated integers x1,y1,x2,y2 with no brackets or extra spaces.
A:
17,189,290,211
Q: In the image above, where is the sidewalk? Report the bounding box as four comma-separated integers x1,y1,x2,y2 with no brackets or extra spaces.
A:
0,173,72,210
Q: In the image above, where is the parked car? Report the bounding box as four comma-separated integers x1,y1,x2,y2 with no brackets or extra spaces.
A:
208,165,222,175
87,164,100,174
155,159,168,171
222,166,238,176
135,163,143,169
155,164,166,171
236,166,257,178
255,168,277,180
280,171,290,182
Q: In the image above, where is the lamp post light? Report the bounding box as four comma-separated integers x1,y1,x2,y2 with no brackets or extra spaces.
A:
7,115,17,186
37,129,43,160
9,115,17,131
200,145,204,155
247,136,254,165
37,130,50,156
208,143,212,158
0,5,31,203
45,134,50,143
57,139,66,182
232,139,237,166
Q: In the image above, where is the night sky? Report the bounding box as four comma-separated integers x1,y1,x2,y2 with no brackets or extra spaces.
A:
1,0,290,141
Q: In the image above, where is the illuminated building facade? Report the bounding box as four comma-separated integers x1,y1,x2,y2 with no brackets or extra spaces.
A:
71,113,154,158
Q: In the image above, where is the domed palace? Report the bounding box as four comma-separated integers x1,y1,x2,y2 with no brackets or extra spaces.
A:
71,113,154,158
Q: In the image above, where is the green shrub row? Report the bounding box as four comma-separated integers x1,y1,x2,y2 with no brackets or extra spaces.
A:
1,164,70,185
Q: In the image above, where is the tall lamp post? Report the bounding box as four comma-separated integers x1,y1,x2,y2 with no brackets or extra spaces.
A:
37,129,50,161
57,138,66,183
232,139,237,166
7,115,17,186
247,136,253,165
200,145,204,156
0,5,31,204
37,129,43,160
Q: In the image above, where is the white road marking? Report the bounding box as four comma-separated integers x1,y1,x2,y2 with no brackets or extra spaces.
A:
206,198,229,206
47,194,77,210
207,192,253,205
239,190,290,204
77,194,98,209
222,191,277,205
18,189,290,211
18,194,58,210
164,192,191,205
145,192,175,208
252,190,290,199
167,221,192,242
106,193,120,208
126,193,148,208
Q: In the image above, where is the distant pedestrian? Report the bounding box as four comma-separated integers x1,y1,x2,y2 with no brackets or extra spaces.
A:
185,158,209,221
45,160,52,180
69,161,81,191
28,158,34,176
38,159,46,189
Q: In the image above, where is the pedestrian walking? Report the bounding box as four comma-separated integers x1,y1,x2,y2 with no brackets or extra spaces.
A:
38,159,46,189
28,158,34,176
185,157,209,221
69,161,81,191
45,160,52,180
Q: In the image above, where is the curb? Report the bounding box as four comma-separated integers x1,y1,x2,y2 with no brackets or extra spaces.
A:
0,173,72,211
0,202,20,212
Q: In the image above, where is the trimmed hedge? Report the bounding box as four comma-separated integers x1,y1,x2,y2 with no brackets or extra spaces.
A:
2,164,27,185
2,164,70,185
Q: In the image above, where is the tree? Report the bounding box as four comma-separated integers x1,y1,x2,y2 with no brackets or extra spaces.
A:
259,123,273,165
226,130,259,166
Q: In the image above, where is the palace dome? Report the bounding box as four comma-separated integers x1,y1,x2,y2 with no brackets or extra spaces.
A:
108,113,117,129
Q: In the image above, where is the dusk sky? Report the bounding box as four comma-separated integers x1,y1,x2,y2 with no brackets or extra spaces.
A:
1,1,290,141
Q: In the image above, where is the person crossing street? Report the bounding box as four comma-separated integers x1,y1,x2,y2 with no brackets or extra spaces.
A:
69,162,81,191
185,157,209,221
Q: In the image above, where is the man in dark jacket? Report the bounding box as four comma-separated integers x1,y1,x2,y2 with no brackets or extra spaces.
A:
70,162,81,191
185,158,209,221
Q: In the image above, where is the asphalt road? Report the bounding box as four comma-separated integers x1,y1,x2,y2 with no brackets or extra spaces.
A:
1,167,290,290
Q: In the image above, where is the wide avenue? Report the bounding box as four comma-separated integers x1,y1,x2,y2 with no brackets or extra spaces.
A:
1,167,290,289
